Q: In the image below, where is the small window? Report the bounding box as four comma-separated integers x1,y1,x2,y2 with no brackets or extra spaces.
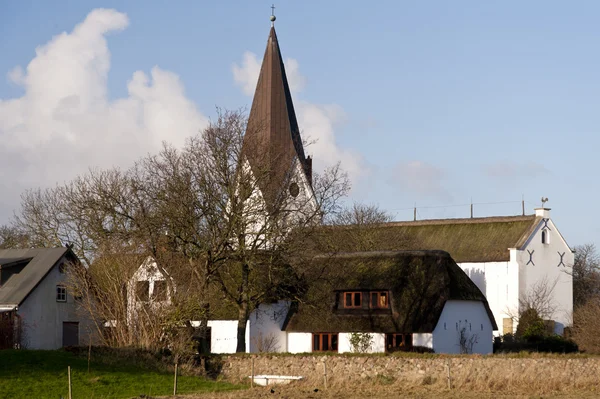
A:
56,285,67,302
152,280,167,302
370,291,389,309
385,333,413,352
343,292,362,308
541,229,550,244
312,333,338,352
136,281,150,302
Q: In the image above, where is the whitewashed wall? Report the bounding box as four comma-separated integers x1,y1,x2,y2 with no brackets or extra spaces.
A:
517,215,573,334
338,333,385,353
458,260,519,335
248,301,289,353
18,259,95,349
208,320,250,354
432,300,494,354
413,333,433,348
287,332,312,353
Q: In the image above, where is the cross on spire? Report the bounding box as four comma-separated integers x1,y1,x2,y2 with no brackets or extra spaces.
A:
270,4,276,26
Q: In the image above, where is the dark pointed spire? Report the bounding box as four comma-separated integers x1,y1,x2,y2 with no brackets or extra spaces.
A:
243,21,312,204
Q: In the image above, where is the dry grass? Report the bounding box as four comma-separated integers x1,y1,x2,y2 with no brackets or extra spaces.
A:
184,381,600,399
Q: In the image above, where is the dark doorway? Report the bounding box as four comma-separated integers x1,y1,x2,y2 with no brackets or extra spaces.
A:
62,322,79,347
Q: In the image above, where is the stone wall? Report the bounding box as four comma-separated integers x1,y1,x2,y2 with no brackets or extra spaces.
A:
218,354,600,392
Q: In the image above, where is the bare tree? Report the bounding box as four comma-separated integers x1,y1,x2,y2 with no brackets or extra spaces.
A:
0,225,30,249
571,297,600,353
568,244,600,309
11,109,350,353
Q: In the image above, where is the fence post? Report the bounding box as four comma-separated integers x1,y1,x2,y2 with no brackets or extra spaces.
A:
173,363,178,396
446,359,452,389
323,360,328,389
68,366,72,399
251,358,255,388
87,340,92,374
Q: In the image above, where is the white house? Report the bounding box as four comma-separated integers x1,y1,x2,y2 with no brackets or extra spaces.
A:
0,247,95,349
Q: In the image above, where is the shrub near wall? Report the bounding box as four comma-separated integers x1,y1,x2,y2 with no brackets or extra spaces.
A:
219,354,600,393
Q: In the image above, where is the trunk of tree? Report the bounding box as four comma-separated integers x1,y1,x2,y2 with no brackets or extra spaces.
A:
196,262,211,354
235,261,250,353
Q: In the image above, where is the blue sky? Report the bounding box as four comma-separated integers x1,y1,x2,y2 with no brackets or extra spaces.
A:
1,1,599,247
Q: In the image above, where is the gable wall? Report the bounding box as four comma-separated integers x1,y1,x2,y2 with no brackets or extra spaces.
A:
517,219,573,333
248,300,289,353
432,300,494,354
18,258,94,349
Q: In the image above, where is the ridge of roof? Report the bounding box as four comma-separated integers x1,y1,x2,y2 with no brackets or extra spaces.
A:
383,214,537,227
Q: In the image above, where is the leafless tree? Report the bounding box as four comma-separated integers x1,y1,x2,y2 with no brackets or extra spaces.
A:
0,225,30,249
567,244,600,309
12,109,350,353
505,276,559,334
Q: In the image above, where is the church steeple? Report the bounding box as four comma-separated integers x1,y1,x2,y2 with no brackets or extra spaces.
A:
243,16,313,204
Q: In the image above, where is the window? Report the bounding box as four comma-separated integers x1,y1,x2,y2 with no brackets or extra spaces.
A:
385,333,412,352
541,229,550,244
152,280,167,302
136,281,150,302
56,285,67,302
343,292,362,308
312,333,338,352
370,291,389,309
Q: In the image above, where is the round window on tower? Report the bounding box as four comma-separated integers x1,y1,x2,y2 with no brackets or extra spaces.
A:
289,182,300,198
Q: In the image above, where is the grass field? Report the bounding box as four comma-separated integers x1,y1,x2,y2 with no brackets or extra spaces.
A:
0,349,243,399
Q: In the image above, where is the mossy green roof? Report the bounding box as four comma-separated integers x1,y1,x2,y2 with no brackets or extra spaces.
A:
317,215,540,263
285,250,497,333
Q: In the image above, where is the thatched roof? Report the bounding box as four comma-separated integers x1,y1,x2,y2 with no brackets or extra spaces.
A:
284,250,497,333
316,215,540,263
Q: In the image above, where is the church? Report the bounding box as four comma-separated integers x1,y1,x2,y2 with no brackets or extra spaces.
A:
128,14,573,354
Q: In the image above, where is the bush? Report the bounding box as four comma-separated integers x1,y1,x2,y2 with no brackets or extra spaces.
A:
494,333,578,354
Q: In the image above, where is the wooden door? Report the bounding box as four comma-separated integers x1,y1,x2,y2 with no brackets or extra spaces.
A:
62,322,79,347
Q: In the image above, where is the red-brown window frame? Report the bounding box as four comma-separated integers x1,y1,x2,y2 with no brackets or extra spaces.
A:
343,292,363,308
370,291,389,309
385,333,413,352
312,333,339,352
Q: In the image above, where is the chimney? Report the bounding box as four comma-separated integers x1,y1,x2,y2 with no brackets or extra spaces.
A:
534,207,551,218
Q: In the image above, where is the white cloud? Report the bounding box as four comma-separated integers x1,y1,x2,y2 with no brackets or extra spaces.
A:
0,8,208,221
484,161,551,179
390,161,451,200
232,52,367,188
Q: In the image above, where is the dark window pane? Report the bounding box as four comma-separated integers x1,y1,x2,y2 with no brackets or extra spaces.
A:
136,281,150,302
313,334,320,351
322,334,329,351
152,280,167,302
331,334,338,351
345,293,352,307
371,293,377,308
386,333,393,349
354,293,361,307
405,334,413,347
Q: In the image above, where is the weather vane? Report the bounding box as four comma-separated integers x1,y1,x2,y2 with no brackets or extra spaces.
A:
270,4,276,26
